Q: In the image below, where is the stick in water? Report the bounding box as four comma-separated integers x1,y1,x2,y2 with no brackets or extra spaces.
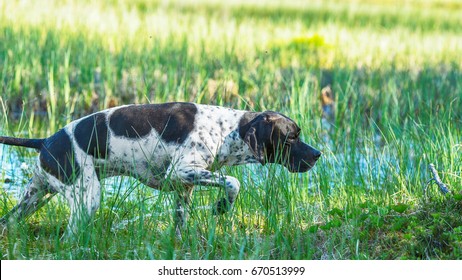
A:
427,163,451,195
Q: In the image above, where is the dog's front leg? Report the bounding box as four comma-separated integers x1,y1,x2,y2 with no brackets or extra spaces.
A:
178,168,241,215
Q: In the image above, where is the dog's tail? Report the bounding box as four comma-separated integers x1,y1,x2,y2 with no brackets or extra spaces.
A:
0,136,44,150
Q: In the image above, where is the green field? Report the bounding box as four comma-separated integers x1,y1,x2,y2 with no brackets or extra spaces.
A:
0,0,461,259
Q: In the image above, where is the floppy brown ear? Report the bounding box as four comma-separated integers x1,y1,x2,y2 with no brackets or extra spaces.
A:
244,126,266,164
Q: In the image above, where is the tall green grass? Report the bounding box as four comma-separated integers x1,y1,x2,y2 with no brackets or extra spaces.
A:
0,0,461,259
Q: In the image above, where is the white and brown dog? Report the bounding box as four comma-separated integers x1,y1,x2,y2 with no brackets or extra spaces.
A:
0,102,320,236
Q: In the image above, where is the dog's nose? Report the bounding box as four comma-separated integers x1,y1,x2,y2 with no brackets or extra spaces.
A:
313,150,322,161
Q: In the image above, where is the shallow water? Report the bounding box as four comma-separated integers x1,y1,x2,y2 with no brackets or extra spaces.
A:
0,131,396,202
0,144,138,199
0,144,313,200
0,145,35,199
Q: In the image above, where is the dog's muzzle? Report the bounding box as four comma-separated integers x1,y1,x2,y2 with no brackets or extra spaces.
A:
287,143,321,173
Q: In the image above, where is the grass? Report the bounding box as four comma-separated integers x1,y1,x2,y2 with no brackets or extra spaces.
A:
0,0,461,259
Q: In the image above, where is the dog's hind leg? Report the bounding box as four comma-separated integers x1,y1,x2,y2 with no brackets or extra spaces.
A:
63,165,101,237
0,175,56,230
174,185,194,237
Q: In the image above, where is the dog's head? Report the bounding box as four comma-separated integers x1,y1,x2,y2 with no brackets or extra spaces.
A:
239,111,321,172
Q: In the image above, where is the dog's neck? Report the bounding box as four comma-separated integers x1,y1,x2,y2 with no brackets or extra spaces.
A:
215,130,259,168
217,111,261,167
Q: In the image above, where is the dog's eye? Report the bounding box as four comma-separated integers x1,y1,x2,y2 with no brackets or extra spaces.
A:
286,134,297,141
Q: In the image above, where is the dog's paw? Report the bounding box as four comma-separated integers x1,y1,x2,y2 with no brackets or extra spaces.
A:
213,198,231,215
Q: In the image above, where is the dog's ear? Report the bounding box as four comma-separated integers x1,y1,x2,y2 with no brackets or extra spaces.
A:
241,112,277,164
244,125,265,164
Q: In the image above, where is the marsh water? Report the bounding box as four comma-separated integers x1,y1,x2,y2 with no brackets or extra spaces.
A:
0,128,401,201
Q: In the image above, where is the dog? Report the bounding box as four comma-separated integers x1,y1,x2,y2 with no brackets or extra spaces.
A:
0,102,321,236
